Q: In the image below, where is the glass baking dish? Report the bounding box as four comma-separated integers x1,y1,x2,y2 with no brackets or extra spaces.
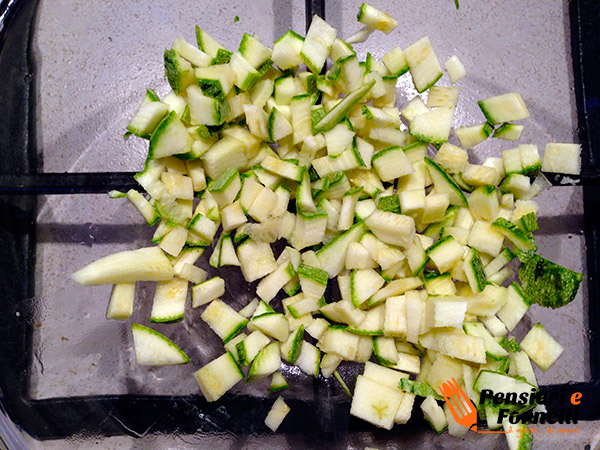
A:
1,0,599,448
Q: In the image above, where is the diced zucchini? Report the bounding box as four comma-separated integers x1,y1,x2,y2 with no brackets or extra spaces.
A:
491,217,536,252
330,38,356,62
247,341,281,382
251,312,290,342
319,299,365,327
237,240,278,282
320,353,343,378
195,26,227,58
481,315,507,337
434,143,468,174
324,122,355,157
382,46,409,77
382,295,409,338
291,94,312,145
236,330,271,366
424,157,468,207
356,3,398,34
192,276,225,308
519,144,541,175
306,318,330,340
338,54,364,92
421,192,450,224
295,340,321,377
72,246,174,285
405,237,429,276
107,282,136,320
313,81,375,133
338,187,362,230
268,372,289,392
267,108,294,142
421,396,448,434
424,271,456,295
404,36,443,93
238,33,271,69
419,328,486,364
239,298,260,319
164,49,195,95
463,322,508,359
317,326,359,360
455,122,493,149
372,146,414,181
478,92,530,125
463,247,486,293
405,291,425,344
394,352,421,374
519,323,564,371
264,396,290,432
172,36,211,67
297,264,328,299
409,107,454,145
230,51,261,91
373,336,399,366
350,269,385,307
425,236,463,273
444,55,466,83
510,350,538,388
272,30,304,70
127,190,160,226
467,220,504,257
194,352,244,402
148,111,194,159
363,361,408,389
201,299,248,343
348,304,385,336
365,210,415,249
317,221,366,278
244,104,270,140
150,277,188,323
500,173,531,199
279,325,304,364
426,295,467,329
131,323,190,366
394,392,416,424
224,333,247,364
467,185,499,221
256,261,295,302
466,284,508,317
401,96,429,122
195,64,235,98
186,85,229,126
427,86,460,108
127,97,169,139
350,375,404,430
542,143,581,175
301,15,337,73
493,123,524,141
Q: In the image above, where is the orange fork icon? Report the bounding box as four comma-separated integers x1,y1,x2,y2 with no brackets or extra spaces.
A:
438,378,478,432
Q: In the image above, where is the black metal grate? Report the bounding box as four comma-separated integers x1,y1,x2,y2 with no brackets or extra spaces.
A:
0,0,598,442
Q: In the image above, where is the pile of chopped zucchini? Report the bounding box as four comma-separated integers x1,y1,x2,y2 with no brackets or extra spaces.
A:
74,2,583,446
